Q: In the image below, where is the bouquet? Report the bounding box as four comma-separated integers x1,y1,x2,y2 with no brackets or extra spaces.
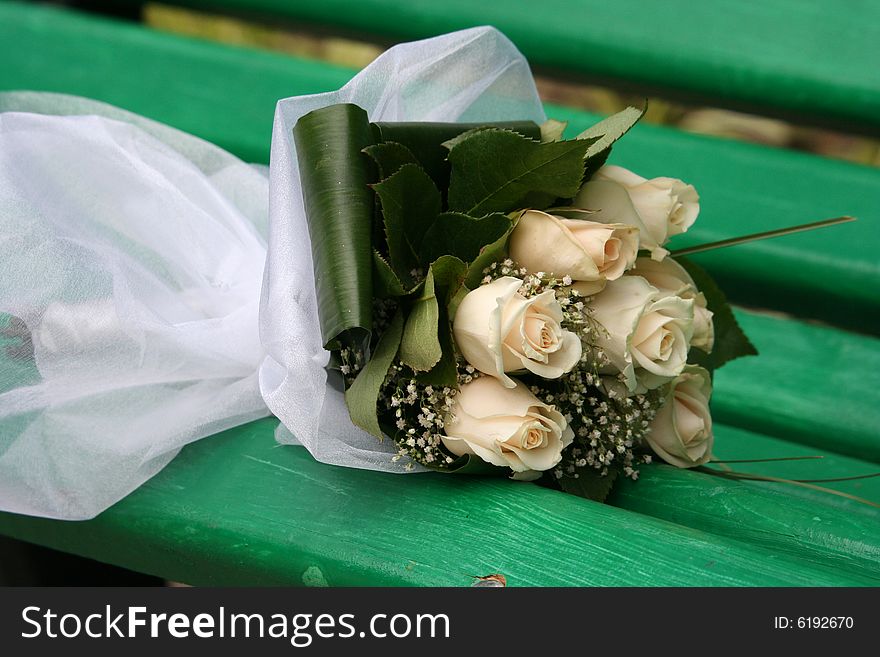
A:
261,27,855,504
0,28,857,521
289,100,760,501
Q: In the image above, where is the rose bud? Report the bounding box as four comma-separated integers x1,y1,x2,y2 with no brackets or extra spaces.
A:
574,165,699,260
646,366,714,468
442,376,574,474
589,275,694,392
453,276,582,388
509,209,638,296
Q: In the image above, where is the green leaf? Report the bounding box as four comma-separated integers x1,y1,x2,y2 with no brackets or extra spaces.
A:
372,163,441,281
576,104,645,158
557,469,619,502
428,255,469,311
463,211,521,289
400,268,442,373
446,128,597,216
416,316,458,387
374,120,541,192
540,118,567,142
417,256,468,387
363,141,419,179
401,256,468,380
293,103,377,352
447,284,469,323
577,104,646,179
345,310,404,440
373,250,408,298
676,256,758,371
419,212,512,268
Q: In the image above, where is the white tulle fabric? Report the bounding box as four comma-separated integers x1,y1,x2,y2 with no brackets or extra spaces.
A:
260,26,545,470
0,27,545,520
0,93,270,519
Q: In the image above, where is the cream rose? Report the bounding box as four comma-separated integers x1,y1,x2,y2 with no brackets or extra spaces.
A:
646,365,713,468
508,209,639,296
441,376,574,474
627,257,714,353
453,276,582,387
574,165,699,260
590,276,694,392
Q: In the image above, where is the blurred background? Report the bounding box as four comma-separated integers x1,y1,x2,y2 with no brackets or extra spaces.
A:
137,1,879,167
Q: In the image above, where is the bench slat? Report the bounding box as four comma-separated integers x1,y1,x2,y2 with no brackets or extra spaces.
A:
610,425,880,579
161,0,880,131
3,2,876,332
0,0,351,164
714,311,880,463
0,417,877,586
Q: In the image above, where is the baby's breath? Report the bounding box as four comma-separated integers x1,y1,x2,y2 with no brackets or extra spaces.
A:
481,258,665,484
381,361,460,469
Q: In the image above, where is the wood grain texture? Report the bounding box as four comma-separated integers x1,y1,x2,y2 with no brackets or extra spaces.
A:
1,2,876,331
713,311,880,462
609,424,880,579
1,418,877,587
148,0,880,130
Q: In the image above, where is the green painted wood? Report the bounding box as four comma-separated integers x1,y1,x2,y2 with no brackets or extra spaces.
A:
609,424,880,579
0,1,351,165
714,311,880,463
162,0,880,131
0,417,877,587
1,2,879,586
2,2,876,332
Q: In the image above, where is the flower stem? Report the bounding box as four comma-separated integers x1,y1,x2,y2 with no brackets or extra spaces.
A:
710,455,824,464
697,466,880,509
670,216,856,257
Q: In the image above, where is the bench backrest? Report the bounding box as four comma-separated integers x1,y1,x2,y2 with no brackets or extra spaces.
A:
141,0,880,134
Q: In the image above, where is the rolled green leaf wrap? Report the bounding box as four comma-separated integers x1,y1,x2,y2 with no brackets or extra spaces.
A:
294,103,376,353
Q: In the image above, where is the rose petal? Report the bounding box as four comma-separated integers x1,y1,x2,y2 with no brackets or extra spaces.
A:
510,210,602,281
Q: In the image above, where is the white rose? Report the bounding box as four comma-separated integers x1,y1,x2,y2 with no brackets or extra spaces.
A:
508,209,639,296
627,257,714,353
590,276,694,392
442,376,574,474
453,276,582,388
646,365,713,468
574,165,699,260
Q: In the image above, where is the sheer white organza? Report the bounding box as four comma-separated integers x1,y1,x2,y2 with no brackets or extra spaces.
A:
0,93,270,519
260,26,545,471
0,26,545,520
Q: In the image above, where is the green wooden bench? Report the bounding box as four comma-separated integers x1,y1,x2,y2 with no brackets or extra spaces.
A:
0,0,878,586
130,0,880,134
